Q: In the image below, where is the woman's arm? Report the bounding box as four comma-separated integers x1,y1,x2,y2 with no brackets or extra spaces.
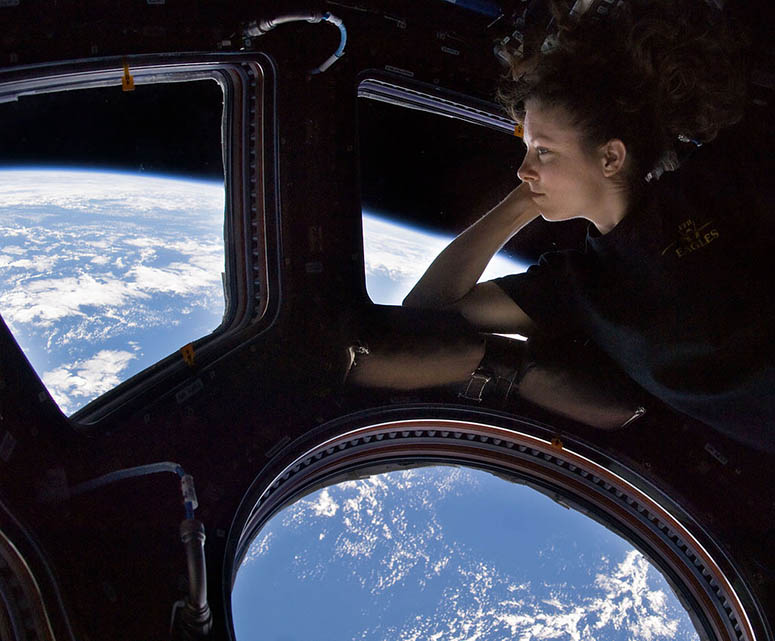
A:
403,182,540,334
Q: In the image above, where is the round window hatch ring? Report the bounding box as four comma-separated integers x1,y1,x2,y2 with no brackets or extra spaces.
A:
229,416,767,641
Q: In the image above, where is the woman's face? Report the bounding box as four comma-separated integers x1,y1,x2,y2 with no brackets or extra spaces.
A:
517,103,625,227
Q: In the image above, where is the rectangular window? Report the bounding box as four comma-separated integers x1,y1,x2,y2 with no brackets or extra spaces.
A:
358,77,587,307
358,79,530,306
0,80,226,415
0,54,276,421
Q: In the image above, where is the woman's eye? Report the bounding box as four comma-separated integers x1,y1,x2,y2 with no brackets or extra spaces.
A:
536,147,550,156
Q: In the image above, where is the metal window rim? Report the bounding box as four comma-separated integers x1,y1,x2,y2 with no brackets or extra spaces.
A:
230,416,765,641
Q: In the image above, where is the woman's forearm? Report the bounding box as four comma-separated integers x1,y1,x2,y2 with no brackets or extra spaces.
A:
403,183,540,308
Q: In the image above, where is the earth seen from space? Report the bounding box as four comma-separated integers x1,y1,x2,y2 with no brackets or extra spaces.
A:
0,167,526,414
0,168,700,640
0,168,226,414
233,465,700,641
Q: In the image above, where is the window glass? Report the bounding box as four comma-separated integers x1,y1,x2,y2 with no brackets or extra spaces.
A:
0,81,225,414
359,97,587,306
233,465,700,640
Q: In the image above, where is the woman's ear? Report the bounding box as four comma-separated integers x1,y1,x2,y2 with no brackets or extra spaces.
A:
599,139,628,177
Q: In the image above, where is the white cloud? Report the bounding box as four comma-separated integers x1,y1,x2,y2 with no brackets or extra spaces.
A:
311,488,339,517
0,231,222,335
362,215,450,282
592,550,679,640
1,245,26,255
4,256,59,272
42,349,136,413
86,239,112,250
124,237,161,249
241,531,274,566
128,261,220,296
279,468,475,594
367,550,689,641
0,273,149,327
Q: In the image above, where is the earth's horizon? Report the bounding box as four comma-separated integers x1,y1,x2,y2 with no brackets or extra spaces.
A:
1,166,701,641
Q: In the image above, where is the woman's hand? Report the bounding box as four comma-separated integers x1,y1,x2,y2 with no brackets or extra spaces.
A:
499,181,541,217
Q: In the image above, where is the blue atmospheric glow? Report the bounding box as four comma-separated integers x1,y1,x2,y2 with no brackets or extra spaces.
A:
362,209,530,306
0,165,225,186
440,0,502,18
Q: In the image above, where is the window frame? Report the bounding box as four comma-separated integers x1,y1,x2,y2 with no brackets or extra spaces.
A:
357,71,517,135
227,414,763,641
356,70,523,306
0,53,279,424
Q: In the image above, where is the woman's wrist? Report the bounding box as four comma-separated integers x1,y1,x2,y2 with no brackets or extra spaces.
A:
491,183,541,232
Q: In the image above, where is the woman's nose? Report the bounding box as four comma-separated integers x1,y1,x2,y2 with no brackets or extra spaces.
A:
517,154,538,183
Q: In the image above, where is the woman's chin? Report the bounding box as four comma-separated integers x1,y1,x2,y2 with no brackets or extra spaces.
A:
540,207,575,223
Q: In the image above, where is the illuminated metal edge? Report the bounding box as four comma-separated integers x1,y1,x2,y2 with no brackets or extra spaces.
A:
0,54,276,424
232,419,759,641
241,61,270,322
219,59,271,326
0,529,56,641
0,498,76,641
357,77,516,134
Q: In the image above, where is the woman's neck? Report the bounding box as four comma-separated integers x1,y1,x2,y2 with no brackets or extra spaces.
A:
591,185,631,235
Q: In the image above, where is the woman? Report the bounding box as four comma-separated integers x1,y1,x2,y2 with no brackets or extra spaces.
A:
350,0,775,450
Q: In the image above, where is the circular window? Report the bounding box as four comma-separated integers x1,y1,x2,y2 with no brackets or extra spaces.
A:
234,464,700,640
229,418,760,641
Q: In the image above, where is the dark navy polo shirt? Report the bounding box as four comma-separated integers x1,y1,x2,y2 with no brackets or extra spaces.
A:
494,113,775,450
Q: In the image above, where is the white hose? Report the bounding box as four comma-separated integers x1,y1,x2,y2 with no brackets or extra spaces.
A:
244,11,347,74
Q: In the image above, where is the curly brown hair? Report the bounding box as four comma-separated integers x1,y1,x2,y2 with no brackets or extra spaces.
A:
498,0,748,184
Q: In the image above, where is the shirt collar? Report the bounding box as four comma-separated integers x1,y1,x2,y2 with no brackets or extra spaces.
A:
585,189,662,259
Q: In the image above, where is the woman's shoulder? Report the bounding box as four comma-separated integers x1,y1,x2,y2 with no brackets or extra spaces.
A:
652,105,774,227
642,107,775,270
696,105,774,176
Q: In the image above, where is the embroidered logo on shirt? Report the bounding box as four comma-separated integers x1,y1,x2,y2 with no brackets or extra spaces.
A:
661,218,720,258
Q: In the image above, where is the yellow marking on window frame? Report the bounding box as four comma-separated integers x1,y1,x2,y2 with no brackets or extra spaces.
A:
122,60,135,92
